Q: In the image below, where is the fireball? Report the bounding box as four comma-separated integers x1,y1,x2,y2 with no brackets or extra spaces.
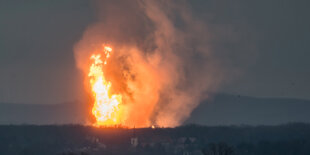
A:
88,45,123,126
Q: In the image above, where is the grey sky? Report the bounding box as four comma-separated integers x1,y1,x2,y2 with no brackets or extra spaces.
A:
0,0,309,104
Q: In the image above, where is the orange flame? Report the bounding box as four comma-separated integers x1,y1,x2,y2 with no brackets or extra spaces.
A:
88,46,123,127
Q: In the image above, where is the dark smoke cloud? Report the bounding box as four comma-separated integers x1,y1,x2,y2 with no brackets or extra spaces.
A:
74,0,256,127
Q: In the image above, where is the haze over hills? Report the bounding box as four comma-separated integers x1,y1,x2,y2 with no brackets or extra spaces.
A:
186,94,310,126
0,94,310,126
0,102,85,125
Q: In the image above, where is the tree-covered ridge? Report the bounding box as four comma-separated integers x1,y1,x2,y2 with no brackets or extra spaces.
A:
0,123,310,155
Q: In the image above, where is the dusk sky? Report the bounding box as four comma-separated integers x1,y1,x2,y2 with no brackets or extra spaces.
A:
0,0,309,105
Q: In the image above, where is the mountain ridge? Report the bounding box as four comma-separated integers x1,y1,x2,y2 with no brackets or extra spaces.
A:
1,94,309,125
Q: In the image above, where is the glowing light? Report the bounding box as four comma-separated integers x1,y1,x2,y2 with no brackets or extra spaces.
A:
88,46,123,126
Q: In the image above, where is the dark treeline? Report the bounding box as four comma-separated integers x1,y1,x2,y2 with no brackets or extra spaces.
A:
0,123,310,155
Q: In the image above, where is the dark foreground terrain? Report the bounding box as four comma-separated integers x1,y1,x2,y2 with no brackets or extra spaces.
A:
1,123,310,155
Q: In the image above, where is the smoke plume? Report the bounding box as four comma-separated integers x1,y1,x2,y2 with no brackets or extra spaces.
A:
74,0,253,127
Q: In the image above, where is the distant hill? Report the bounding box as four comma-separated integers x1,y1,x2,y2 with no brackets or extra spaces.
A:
0,94,310,125
0,102,86,125
186,94,310,125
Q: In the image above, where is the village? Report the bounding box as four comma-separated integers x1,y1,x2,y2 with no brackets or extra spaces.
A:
61,128,206,155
